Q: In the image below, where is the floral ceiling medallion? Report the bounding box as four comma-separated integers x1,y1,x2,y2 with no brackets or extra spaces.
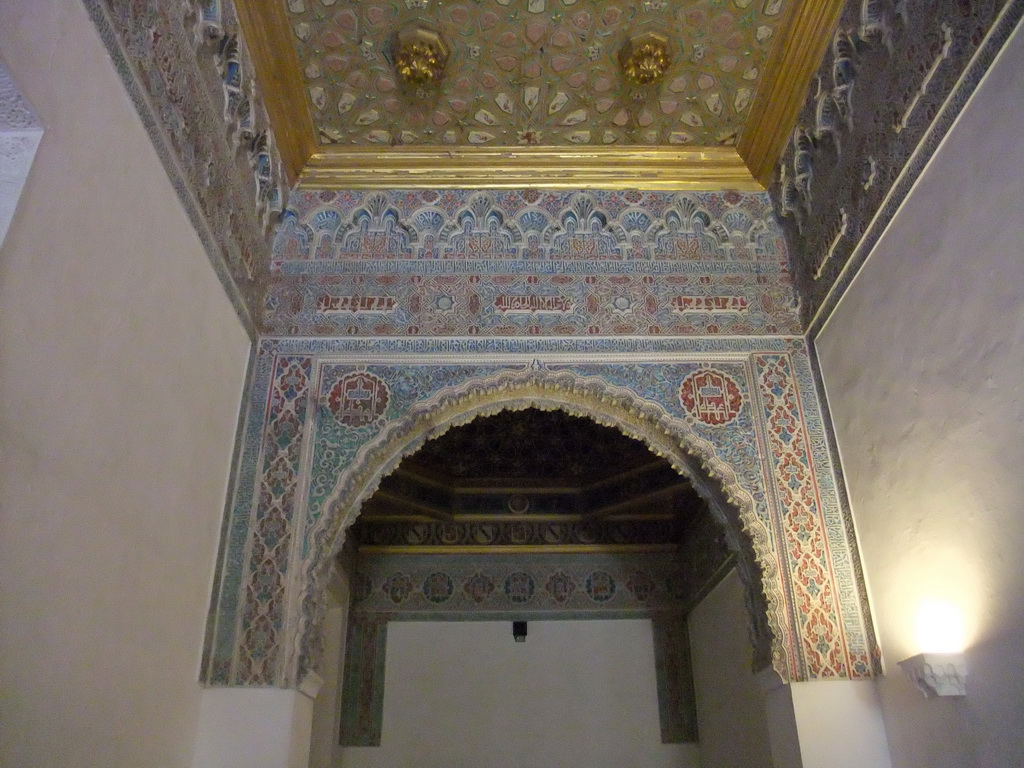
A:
392,26,449,87
619,32,672,87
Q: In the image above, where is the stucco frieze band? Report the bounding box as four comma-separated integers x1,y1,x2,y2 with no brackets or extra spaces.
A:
351,552,731,620
268,189,800,338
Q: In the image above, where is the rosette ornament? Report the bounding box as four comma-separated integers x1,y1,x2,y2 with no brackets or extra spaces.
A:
393,26,450,86
619,32,672,86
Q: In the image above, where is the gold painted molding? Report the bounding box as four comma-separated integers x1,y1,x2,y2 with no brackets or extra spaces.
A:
359,512,676,524
233,0,316,184
234,0,839,190
738,0,846,186
301,146,761,190
358,544,679,555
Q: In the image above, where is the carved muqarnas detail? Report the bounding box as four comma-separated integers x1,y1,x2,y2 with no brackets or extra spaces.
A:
769,0,1009,321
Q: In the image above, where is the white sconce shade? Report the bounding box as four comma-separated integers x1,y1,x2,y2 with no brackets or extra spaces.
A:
898,653,967,698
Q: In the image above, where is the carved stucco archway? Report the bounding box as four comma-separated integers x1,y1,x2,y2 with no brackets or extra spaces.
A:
293,369,781,685
203,343,878,691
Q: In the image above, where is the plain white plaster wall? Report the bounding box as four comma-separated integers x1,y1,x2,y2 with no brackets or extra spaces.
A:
789,681,891,768
0,1,251,766
816,16,1024,768
689,569,774,768
757,671,803,768
341,619,700,768
193,689,315,768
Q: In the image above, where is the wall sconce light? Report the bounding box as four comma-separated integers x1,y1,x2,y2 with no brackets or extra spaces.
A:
513,621,527,643
899,599,967,697
898,653,967,698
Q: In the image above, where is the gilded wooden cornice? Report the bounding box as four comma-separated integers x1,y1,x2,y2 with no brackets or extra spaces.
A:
231,0,316,183
739,0,846,185
301,145,760,191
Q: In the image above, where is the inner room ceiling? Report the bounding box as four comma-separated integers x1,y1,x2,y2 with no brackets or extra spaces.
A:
351,408,710,553
236,0,845,189
401,407,658,482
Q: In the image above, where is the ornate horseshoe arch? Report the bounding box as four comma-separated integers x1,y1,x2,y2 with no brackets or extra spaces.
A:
290,368,789,687
204,342,878,692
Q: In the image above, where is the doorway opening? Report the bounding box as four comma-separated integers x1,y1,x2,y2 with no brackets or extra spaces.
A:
314,408,774,768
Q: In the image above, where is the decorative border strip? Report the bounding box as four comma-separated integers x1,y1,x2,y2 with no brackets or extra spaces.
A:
267,189,799,338
258,335,806,358
201,345,258,680
351,552,728,618
802,339,878,672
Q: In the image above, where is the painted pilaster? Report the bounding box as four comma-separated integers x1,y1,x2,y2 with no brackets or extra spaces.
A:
339,617,389,746
652,616,699,743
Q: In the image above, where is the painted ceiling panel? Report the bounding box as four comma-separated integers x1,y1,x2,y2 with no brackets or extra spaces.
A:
287,0,789,148
401,407,659,481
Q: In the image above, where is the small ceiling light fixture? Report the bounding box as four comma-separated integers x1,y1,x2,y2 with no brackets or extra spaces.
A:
619,32,672,87
393,26,449,87
513,620,527,643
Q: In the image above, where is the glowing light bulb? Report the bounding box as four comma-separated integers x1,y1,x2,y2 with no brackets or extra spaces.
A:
914,599,965,653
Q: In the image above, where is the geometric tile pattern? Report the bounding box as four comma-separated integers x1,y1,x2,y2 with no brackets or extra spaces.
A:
288,0,791,148
267,189,801,336
201,336,879,689
770,0,1018,328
